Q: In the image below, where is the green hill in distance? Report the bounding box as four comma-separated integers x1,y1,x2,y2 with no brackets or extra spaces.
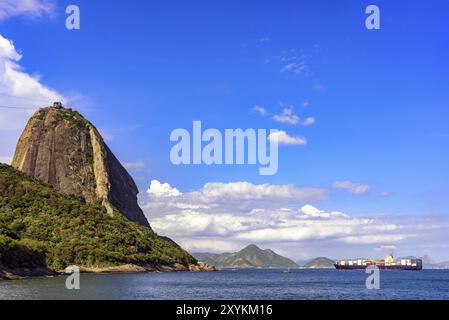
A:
194,244,299,269
303,257,335,269
0,164,201,279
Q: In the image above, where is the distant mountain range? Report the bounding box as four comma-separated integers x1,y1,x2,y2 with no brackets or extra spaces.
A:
420,255,449,269
193,245,299,269
400,255,449,269
194,246,449,271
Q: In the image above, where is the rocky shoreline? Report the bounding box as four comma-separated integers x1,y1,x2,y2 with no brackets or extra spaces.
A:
0,266,58,280
0,262,216,281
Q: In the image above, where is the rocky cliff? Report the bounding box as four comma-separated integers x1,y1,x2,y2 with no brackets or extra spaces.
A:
12,105,149,227
0,163,215,280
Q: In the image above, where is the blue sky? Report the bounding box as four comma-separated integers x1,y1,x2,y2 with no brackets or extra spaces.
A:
1,0,448,260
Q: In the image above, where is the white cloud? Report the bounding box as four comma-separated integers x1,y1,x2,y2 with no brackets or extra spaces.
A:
280,61,307,75
341,235,410,244
0,33,64,162
140,180,447,260
122,161,145,170
181,239,241,253
302,117,315,126
273,107,300,125
257,37,270,44
333,181,370,195
144,183,375,242
147,191,410,248
376,245,397,251
300,204,348,219
0,0,55,21
252,105,267,116
199,182,326,201
147,180,182,198
147,180,326,203
0,156,12,164
154,205,353,241
268,130,307,146
279,50,309,76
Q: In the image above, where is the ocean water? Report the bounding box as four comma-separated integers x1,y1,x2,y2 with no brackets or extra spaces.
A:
1,269,448,300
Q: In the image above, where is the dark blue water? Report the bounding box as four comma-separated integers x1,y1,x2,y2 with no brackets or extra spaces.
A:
1,269,448,300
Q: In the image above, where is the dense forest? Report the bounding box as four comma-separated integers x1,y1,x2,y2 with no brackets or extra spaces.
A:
0,164,195,272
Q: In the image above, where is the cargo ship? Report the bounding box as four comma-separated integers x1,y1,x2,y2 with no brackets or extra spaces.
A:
334,255,422,271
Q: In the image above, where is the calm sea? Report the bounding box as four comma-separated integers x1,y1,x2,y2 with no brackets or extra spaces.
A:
1,269,448,300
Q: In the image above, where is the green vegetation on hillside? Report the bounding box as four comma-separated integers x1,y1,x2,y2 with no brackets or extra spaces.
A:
36,107,89,130
194,244,298,269
0,164,195,271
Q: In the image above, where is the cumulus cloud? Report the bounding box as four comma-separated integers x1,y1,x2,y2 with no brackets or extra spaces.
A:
268,130,307,146
333,181,370,195
200,182,325,201
147,180,326,203
273,107,300,125
150,204,396,242
0,0,55,21
140,180,449,259
147,199,410,250
0,35,61,105
300,204,348,218
147,180,182,198
139,180,427,257
0,33,64,161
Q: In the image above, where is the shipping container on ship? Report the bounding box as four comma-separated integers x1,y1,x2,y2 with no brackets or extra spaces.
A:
334,255,423,271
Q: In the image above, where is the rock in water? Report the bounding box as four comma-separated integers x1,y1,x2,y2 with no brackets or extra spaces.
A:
12,105,150,227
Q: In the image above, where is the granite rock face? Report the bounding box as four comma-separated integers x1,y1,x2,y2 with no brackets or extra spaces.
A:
12,105,150,227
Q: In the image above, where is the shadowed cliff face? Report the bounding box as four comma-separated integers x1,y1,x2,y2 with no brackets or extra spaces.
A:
11,106,150,228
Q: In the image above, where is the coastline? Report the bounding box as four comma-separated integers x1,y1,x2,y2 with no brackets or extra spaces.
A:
0,262,216,281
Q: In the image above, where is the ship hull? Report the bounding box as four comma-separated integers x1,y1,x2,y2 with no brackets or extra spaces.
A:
334,264,422,271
